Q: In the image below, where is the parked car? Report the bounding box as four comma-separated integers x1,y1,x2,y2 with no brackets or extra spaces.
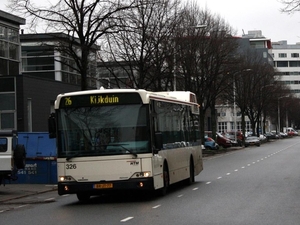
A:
259,134,267,142
245,136,261,147
204,135,219,150
226,131,244,146
216,132,232,148
223,133,239,146
280,132,288,138
264,132,278,140
283,127,298,136
205,131,232,148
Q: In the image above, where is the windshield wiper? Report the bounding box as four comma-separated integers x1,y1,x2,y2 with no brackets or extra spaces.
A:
109,144,138,158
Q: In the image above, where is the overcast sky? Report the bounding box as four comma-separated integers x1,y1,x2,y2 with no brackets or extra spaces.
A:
1,0,300,44
201,0,300,44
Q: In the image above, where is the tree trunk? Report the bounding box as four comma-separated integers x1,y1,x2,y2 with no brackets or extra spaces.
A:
199,107,205,145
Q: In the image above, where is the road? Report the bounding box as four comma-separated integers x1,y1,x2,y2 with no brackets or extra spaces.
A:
2,137,300,225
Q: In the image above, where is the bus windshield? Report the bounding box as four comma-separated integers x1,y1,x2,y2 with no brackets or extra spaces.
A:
56,104,150,158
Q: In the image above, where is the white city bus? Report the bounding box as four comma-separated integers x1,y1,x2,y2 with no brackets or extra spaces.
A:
48,88,203,201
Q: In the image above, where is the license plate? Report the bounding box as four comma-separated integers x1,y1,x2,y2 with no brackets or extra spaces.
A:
93,183,113,189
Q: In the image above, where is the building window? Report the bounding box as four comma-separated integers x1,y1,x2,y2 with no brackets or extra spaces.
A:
290,72,300,75
0,41,7,57
245,121,251,132
278,53,287,58
291,53,299,58
0,25,20,75
218,122,227,133
289,61,300,67
1,112,15,129
22,47,55,72
277,61,288,67
217,112,226,117
230,122,241,131
0,77,16,129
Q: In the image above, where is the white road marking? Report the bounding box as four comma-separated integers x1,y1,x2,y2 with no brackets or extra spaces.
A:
177,194,183,198
15,205,27,209
152,205,161,209
121,217,134,222
206,182,211,184
44,198,55,202
217,177,222,179
193,187,199,190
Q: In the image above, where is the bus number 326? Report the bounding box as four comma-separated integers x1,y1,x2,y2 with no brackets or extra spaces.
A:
66,164,77,169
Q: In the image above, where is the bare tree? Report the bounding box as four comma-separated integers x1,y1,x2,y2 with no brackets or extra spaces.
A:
177,3,239,142
99,0,181,90
9,0,137,90
280,0,300,14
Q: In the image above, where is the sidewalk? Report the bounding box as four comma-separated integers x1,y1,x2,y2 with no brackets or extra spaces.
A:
0,184,57,203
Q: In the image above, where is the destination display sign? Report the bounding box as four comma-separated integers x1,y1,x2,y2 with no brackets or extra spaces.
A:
59,93,143,108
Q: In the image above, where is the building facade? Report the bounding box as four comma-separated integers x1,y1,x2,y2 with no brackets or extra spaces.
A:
0,10,25,130
272,40,300,97
21,33,98,88
215,30,274,134
0,11,100,132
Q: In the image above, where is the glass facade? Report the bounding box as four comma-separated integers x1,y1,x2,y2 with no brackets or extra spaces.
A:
0,12,24,130
21,42,97,88
0,77,16,129
0,25,20,75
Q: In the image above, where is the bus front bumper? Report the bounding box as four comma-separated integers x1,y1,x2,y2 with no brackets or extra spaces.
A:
58,178,154,195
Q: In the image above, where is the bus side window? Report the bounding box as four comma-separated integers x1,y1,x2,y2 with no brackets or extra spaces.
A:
155,132,163,150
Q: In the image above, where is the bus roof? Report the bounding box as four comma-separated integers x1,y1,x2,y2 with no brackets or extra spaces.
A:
54,88,199,109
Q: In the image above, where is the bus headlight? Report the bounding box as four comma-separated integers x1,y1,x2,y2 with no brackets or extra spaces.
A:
59,176,75,182
132,172,151,178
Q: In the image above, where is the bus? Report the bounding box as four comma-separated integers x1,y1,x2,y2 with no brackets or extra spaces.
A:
48,88,203,201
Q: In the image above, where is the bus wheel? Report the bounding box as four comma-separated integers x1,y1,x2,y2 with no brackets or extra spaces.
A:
77,193,90,202
158,164,169,196
186,158,195,185
14,145,26,169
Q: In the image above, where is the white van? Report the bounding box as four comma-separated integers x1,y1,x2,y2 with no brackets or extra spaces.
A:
283,127,298,136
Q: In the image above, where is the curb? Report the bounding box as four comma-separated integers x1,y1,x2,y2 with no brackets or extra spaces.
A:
0,186,57,204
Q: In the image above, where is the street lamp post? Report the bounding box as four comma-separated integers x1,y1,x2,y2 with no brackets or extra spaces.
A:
233,81,237,142
278,98,280,132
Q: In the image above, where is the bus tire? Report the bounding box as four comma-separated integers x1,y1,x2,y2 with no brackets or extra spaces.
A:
186,157,195,185
77,193,90,202
157,163,169,196
14,144,26,169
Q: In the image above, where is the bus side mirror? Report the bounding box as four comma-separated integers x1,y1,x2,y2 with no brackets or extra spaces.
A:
48,113,56,139
154,132,163,152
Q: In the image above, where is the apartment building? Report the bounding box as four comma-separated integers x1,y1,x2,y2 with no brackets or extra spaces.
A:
272,40,300,97
215,30,274,133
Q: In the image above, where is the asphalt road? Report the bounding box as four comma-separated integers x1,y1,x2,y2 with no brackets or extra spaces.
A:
2,137,300,225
